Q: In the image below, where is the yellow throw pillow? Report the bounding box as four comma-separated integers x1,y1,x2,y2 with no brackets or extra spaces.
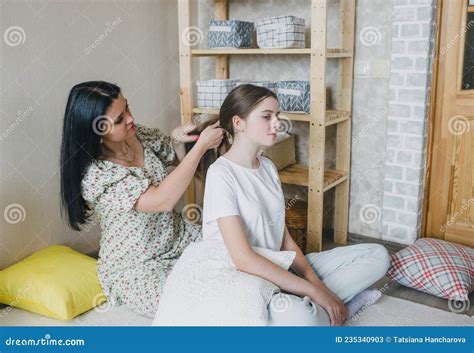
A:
0,245,106,320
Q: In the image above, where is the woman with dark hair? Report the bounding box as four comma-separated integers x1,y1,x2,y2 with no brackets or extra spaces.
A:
60,81,223,317
179,84,390,326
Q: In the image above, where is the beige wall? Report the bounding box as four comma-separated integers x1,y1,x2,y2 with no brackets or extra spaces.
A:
0,0,184,269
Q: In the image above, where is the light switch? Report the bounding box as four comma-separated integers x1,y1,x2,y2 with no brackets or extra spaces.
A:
355,61,370,78
371,60,390,78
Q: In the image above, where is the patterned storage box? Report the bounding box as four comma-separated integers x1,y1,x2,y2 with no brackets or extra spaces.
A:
276,81,310,113
236,80,276,93
208,20,254,49
196,79,240,108
255,16,305,48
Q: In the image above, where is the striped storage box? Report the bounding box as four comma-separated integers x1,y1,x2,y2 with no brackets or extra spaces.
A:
208,20,254,49
255,16,305,49
196,79,239,108
276,81,310,113
236,81,276,93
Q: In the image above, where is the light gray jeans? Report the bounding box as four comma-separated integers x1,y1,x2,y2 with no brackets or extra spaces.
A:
267,243,391,326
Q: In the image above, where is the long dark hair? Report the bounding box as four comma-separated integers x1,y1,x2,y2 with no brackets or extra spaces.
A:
185,84,278,179
60,81,121,231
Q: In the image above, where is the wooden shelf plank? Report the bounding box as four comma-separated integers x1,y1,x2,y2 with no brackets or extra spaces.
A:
191,48,352,58
325,110,351,125
278,164,348,191
192,108,350,125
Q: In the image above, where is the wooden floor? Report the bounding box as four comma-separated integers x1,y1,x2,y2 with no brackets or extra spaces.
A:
323,232,473,316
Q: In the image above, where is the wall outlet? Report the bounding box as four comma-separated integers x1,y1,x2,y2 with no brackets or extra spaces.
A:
371,60,390,79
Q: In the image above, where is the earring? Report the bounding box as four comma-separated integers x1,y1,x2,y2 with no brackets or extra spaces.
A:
100,137,103,144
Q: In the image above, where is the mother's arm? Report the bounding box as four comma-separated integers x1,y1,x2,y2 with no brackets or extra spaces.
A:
134,121,223,213
171,139,187,163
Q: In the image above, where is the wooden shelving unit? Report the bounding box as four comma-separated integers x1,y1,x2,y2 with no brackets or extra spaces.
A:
178,0,355,253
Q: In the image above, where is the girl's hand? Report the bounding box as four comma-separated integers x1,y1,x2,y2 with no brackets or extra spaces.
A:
171,122,199,143
310,288,348,326
195,120,224,150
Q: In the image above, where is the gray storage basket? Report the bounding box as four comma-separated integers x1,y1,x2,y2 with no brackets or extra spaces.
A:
255,16,305,49
276,81,310,113
196,79,240,108
236,80,276,93
208,20,254,49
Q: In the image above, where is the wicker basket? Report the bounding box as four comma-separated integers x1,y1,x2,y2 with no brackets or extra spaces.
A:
285,200,307,252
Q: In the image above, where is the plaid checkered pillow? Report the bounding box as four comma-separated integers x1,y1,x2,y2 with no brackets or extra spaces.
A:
386,238,473,300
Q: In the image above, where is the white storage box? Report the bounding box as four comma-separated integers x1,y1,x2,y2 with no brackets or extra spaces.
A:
255,16,305,49
196,79,240,108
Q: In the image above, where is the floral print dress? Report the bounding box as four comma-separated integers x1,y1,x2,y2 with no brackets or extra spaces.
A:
81,125,202,317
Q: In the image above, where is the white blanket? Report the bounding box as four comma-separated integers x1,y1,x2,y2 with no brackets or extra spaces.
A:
153,240,295,326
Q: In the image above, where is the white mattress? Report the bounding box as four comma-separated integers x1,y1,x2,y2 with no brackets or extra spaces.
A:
1,295,472,326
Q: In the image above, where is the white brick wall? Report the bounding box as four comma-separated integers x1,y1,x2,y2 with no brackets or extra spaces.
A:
382,0,436,244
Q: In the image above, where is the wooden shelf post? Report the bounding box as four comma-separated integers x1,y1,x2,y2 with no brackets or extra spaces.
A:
178,0,196,205
306,0,328,253
334,0,355,245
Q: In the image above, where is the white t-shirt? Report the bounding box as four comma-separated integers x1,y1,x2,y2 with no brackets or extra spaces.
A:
202,155,286,251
